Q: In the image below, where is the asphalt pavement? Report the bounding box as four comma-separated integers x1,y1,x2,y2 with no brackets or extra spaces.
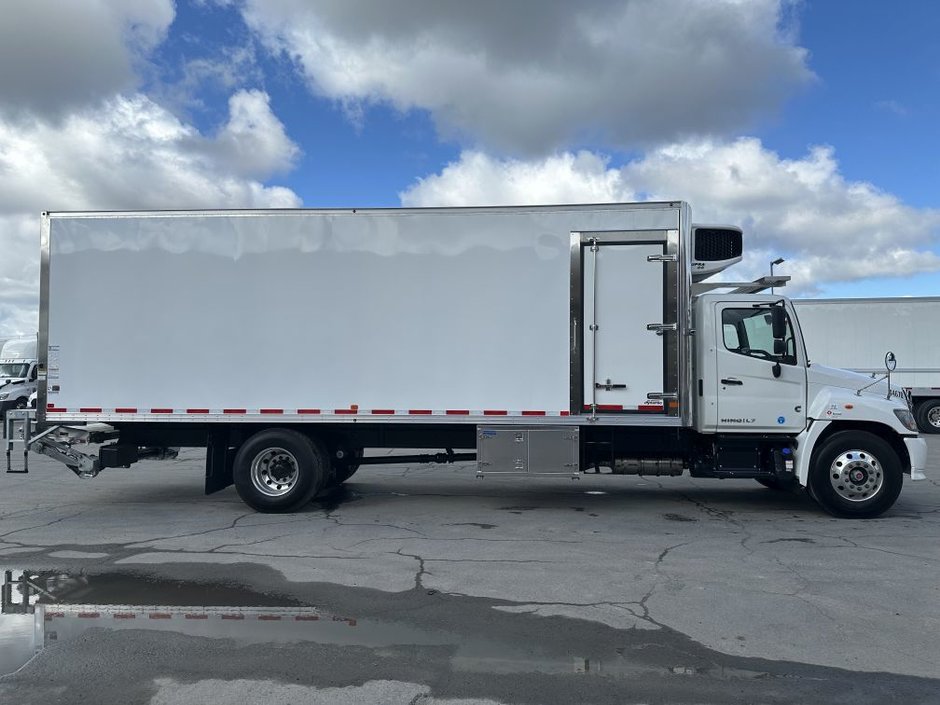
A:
1,438,939,704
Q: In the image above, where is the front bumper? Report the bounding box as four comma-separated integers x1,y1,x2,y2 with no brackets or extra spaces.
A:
905,436,928,481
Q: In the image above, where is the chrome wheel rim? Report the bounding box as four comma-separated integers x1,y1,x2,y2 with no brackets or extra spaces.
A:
928,406,940,429
250,447,299,497
829,449,883,502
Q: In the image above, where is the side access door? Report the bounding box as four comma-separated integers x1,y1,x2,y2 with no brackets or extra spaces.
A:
713,302,807,432
576,230,678,416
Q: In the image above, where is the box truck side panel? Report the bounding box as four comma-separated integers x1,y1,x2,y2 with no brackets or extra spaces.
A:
44,206,681,420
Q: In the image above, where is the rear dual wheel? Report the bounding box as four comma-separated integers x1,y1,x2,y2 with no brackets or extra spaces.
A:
234,429,328,512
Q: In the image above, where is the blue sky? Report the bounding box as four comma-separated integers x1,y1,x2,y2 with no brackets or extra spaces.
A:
1,0,939,336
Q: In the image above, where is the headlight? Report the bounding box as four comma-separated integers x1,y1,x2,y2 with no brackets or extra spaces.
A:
0,392,8,400
893,408,917,432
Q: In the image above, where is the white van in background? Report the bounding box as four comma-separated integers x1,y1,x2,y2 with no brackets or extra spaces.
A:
0,336,38,418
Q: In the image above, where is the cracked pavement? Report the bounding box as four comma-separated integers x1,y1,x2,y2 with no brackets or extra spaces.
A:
1,441,939,703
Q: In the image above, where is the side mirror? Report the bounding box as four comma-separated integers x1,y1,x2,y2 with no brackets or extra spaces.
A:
885,351,897,372
773,339,786,355
771,306,787,339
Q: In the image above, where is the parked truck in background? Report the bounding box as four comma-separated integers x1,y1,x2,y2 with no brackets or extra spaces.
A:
0,336,38,419
4,204,926,518
793,298,940,434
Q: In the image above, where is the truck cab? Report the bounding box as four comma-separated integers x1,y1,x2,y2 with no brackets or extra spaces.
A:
693,293,925,515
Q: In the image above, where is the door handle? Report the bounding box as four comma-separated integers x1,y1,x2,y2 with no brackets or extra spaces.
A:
595,379,626,391
720,378,743,386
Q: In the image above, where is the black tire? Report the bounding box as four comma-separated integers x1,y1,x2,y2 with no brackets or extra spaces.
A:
808,430,903,519
14,398,27,410
233,429,327,512
330,447,363,486
914,399,940,434
755,476,797,491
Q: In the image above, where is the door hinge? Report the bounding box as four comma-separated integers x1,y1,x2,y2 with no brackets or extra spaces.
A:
646,392,678,401
647,254,677,262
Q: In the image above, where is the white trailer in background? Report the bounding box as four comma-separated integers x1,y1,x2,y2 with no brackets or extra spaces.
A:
793,298,940,433
3,204,926,518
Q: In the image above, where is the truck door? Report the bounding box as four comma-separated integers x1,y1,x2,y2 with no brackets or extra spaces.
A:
714,302,806,432
582,240,669,413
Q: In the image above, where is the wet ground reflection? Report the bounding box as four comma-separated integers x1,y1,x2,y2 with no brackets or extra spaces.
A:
1,568,771,681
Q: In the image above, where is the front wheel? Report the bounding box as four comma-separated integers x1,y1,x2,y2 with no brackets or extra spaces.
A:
808,431,903,519
914,399,940,434
234,429,328,512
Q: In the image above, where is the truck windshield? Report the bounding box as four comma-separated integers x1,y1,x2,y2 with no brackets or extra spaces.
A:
0,363,30,378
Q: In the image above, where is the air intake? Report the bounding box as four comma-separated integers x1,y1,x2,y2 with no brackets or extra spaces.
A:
691,225,743,282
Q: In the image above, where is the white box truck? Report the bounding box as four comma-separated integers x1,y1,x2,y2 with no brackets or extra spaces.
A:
0,336,38,418
793,298,940,434
4,204,926,518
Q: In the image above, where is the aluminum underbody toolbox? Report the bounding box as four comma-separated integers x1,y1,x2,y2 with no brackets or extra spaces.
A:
476,426,579,475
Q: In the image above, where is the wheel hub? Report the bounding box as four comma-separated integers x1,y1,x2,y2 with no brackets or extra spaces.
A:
849,467,868,484
928,406,940,429
250,447,299,497
269,457,294,482
829,449,883,502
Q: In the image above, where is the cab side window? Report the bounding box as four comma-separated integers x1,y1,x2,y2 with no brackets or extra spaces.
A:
721,308,797,365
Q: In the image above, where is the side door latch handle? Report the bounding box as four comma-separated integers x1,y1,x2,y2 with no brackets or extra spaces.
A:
720,378,744,386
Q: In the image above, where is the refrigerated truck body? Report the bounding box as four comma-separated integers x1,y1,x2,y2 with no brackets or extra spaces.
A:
793,297,940,434
5,203,926,518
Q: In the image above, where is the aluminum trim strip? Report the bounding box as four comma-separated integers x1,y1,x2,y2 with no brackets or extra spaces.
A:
44,413,683,427
38,212,51,426
44,202,687,220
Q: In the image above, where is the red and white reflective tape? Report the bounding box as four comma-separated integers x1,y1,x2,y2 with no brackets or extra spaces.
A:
47,405,579,417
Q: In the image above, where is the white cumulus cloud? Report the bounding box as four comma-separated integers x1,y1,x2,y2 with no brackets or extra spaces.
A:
211,90,301,178
0,0,176,118
236,0,812,153
0,91,301,336
400,140,940,295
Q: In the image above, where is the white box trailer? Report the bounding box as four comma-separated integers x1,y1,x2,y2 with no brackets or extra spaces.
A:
4,203,926,518
793,297,940,433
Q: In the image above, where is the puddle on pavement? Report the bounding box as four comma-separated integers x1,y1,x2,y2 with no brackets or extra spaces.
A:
0,568,770,682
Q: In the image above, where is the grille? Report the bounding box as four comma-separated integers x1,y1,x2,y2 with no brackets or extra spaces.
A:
694,228,742,261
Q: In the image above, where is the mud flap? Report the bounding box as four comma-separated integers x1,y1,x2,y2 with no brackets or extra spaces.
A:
205,431,235,494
